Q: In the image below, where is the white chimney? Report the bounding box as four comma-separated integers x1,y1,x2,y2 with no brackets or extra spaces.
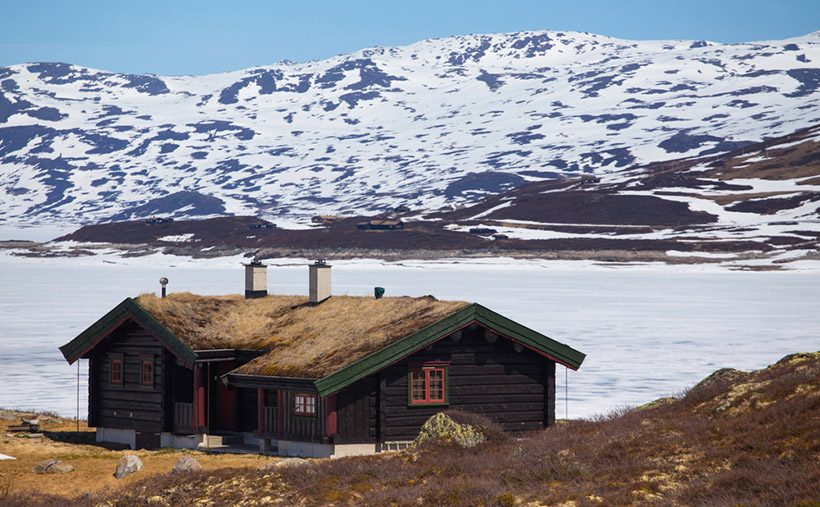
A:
309,260,331,305
244,260,267,299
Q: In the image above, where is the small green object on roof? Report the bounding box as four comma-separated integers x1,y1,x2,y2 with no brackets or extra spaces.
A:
374,287,385,299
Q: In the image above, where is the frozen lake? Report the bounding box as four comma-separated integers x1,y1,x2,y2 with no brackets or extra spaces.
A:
1,253,818,420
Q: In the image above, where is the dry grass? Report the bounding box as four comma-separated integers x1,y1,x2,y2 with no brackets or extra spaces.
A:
77,350,820,506
135,292,469,378
0,410,271,506
703,132,820,182
707,191,807,206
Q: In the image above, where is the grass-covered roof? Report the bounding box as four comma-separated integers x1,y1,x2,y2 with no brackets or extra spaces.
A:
134,292,469,378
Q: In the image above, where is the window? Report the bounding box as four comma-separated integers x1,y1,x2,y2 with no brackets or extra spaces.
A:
293,393,316,416
110,355,123,385
409,363,448,405
139,355,154,387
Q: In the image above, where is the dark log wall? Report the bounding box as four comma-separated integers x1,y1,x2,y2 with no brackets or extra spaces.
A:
335,377,377,444
88,319,167,432
162,350,175,431
172,364,193,403
279,391,325,442
87,356,98,428
239,388,258,433
377,326,556,442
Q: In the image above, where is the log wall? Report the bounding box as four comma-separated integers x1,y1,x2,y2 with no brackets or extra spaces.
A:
334,377,377,444
373,326,555,442
89,319,167,432
278,390,324,442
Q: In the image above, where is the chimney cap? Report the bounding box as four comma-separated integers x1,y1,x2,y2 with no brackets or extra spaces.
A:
314,259,330,267
245,258,265,267
159,277,169,287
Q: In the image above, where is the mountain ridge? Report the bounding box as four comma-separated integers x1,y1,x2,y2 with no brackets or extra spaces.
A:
1,29,819,231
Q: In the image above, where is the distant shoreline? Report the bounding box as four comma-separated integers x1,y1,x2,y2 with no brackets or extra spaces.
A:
3,239,818,271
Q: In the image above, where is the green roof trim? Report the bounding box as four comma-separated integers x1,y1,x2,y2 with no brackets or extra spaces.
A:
314,303,585,398
59,297,197,367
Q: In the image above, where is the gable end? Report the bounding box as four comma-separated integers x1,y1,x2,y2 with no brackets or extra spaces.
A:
314,303,585,398
59,297,197,367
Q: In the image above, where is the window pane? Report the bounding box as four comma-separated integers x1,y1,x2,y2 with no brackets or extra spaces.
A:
429,370,443,400
111,360,122,383
412,370,426,401
295,394,315,415
141,361,153,385
410,370,427,401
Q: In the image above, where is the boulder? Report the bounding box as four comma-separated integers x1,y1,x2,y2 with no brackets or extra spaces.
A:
637,397,677,411
0,410,19,421
32,459,74,474
172,455,202,473
115,455,143,479
413,412,486,448
693,368,749,390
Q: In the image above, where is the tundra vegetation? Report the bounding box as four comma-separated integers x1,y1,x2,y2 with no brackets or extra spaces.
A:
2,352,819,505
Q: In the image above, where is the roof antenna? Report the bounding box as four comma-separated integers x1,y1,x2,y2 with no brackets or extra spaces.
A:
159,277,169,298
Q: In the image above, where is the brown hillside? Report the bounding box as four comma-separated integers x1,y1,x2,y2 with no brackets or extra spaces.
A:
23,351,813,506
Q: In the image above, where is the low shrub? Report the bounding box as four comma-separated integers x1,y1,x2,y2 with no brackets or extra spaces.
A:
81,353,820,506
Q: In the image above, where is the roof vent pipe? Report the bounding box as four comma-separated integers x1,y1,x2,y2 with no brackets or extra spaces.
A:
244,259,267,299
159,277,168,298
309,259,331,305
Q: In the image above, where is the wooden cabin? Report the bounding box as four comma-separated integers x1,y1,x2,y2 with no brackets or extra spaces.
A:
356,219,404,231
469,227,498,234
145,217,174,224
311,215,341,225
248,223,276,230
60,262,584,457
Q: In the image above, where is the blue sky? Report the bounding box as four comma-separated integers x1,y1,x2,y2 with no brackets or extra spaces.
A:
1,0,817,76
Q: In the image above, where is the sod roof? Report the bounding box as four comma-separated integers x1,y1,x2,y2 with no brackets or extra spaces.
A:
134,292,470,378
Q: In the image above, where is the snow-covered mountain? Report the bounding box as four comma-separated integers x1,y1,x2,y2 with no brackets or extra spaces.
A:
1,30,819,228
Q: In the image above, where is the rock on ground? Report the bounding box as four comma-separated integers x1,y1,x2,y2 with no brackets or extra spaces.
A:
32,459,74,474
259,457,310,470
413,412,486,448
172,455,202,473
115,455,143,479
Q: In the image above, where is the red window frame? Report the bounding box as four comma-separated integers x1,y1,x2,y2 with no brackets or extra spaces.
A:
409,362,448,405
293,393,316,416
110,355,123,385
139,355,154,387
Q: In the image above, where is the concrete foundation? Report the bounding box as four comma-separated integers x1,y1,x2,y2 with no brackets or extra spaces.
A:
96,427,404,458
161,433,202,450
96,428,204,450
96,427,136,449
